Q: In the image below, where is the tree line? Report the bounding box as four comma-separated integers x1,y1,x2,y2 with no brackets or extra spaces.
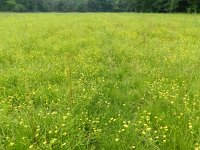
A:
0,0,200,13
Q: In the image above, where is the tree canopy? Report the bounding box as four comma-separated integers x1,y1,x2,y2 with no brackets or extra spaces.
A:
0,0,200,13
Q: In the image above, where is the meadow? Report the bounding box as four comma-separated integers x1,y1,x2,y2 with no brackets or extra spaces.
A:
0,13,200,150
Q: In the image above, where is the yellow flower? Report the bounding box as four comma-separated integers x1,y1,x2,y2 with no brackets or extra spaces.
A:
9,142,14,146
123,124,129,128
115,138,119,142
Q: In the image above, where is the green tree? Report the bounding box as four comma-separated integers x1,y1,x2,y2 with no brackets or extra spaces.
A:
188,0,200,13
98,0,113,12
57,0,67,11
88,0,100,12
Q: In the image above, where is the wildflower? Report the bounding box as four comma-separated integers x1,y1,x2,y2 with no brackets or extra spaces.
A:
61,143,66,146
43,141,47,145
9,142,14,146
130,145,136,149
50,138,57,144
63,116,67,120
189,122,192,129
142,131,146,135
123,124,129,128
49,130,52,134
146,127,151,131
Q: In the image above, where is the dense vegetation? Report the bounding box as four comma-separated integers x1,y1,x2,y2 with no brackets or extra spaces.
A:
0,13,200,150
0,0,200,13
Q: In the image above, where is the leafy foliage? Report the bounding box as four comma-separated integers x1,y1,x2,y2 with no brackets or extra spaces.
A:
0,0,200,12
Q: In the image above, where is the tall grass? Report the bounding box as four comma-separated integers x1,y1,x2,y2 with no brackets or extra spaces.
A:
0,13,200,150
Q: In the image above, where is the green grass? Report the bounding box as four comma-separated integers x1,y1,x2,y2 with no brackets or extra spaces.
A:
0,13,200,150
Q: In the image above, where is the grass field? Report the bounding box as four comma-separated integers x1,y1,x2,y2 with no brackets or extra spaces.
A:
0,13,200,150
